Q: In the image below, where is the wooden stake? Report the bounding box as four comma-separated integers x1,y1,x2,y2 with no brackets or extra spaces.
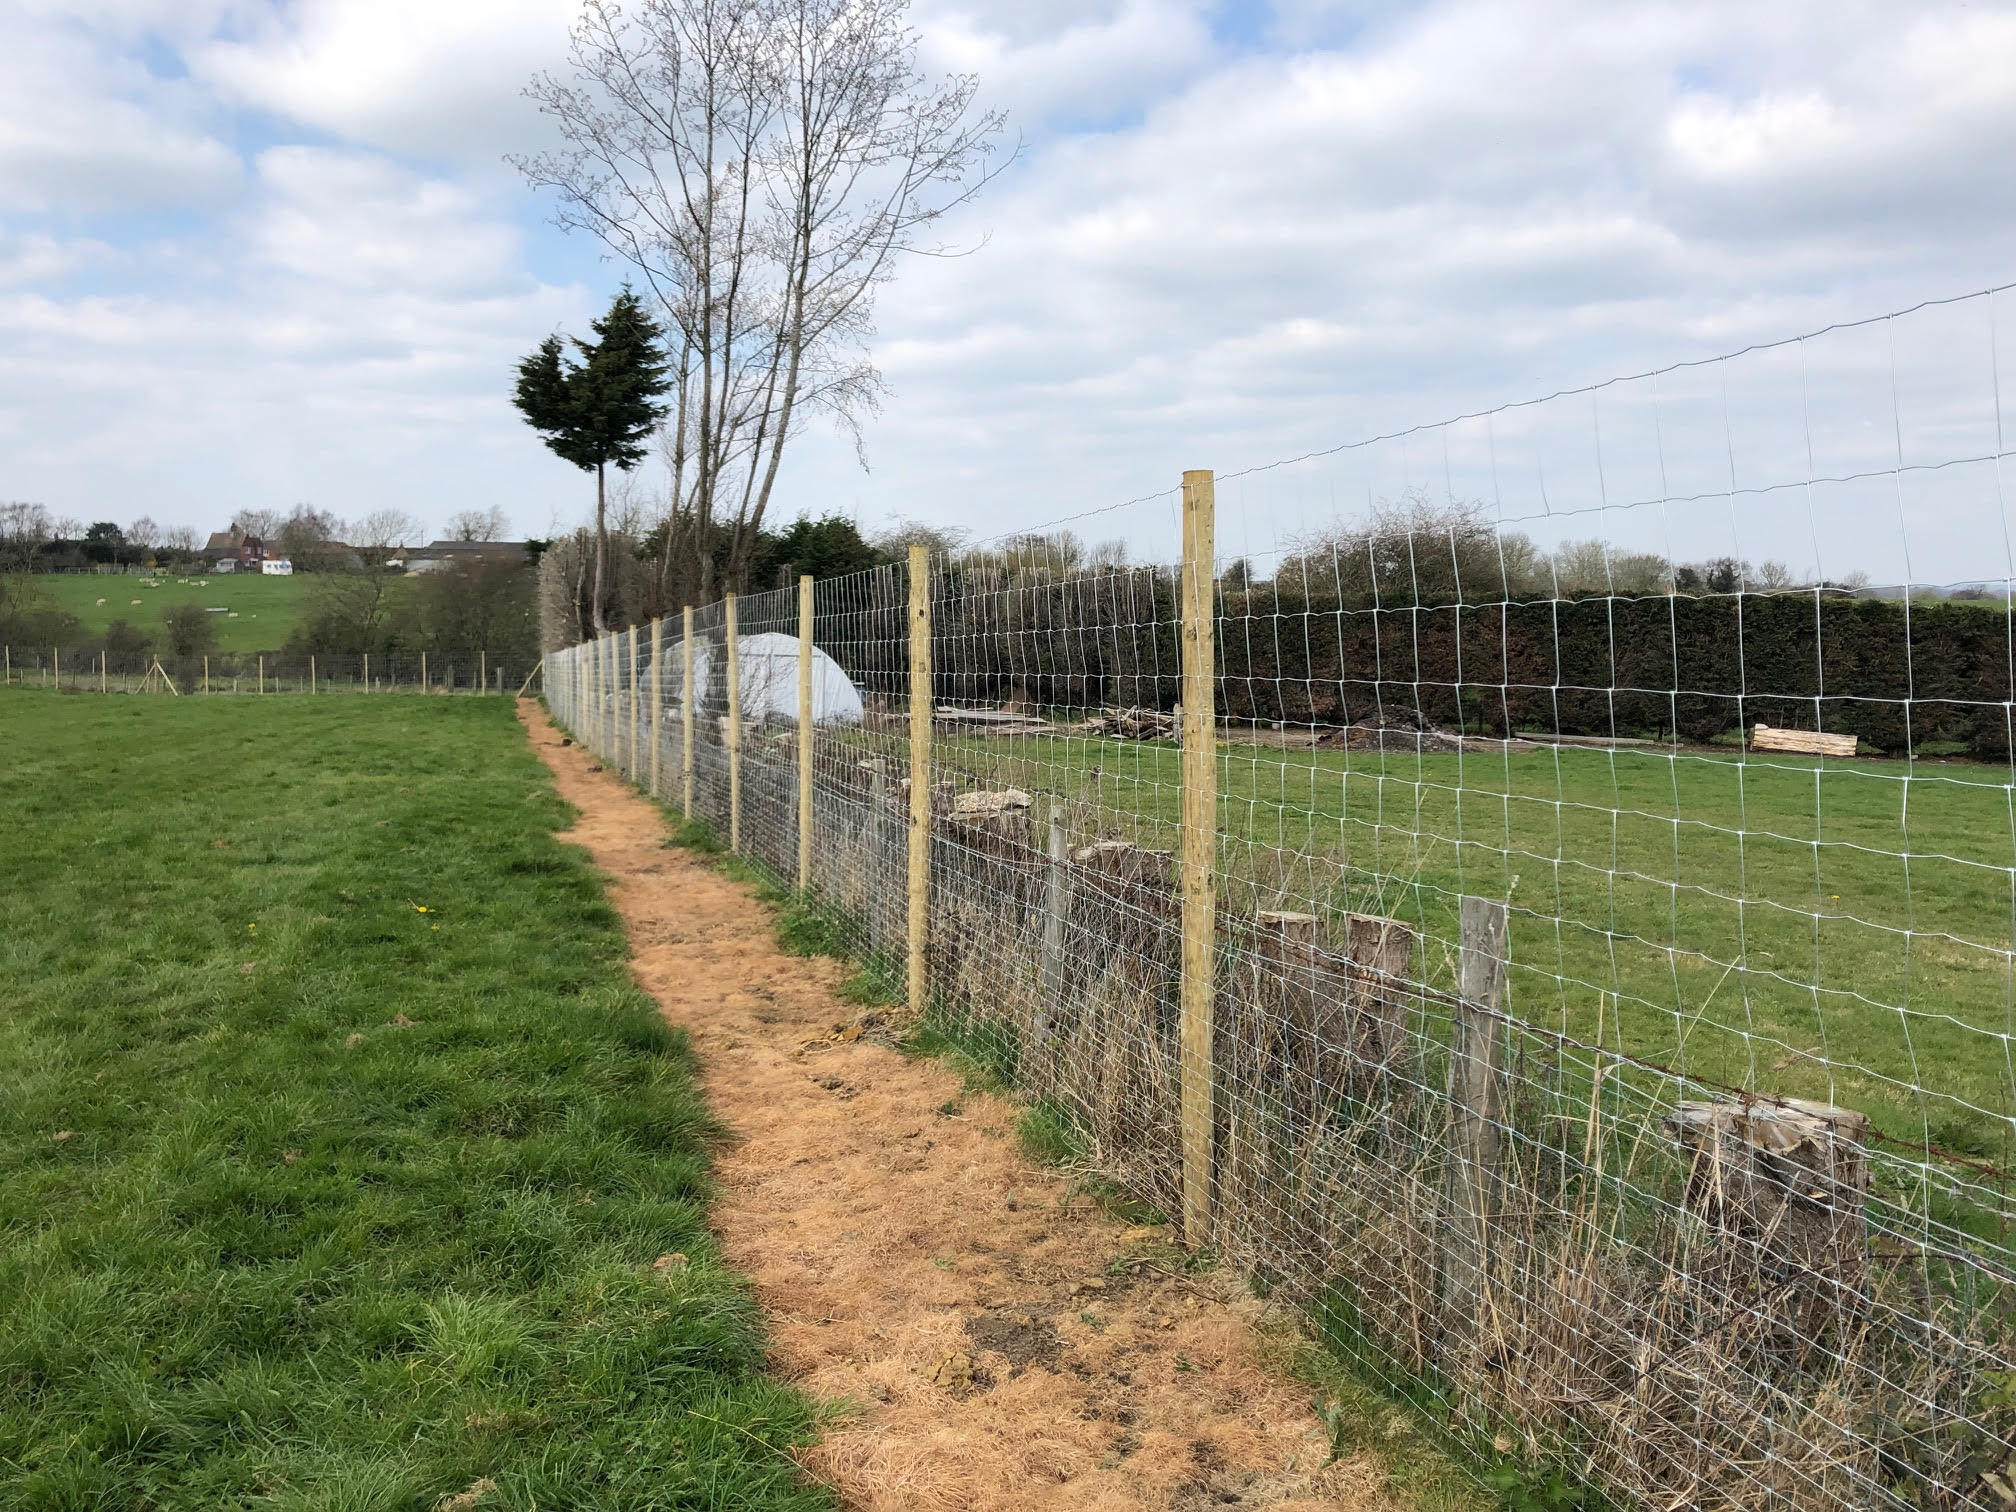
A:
798,574,815,890
649,619,664,795
1178,467,1218,1247
681,606,695,820
259,654,265,696
1445,895,1510,1344
515,660,540,698
101,650,107,694
479,649,486,695
421,651,427,695
907,546,932,1022
725,594,743,849
628,626,640,778
310,653,317,692
203,655,209,694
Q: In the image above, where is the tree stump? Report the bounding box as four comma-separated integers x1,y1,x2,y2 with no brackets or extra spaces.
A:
1667,1097,1871,1335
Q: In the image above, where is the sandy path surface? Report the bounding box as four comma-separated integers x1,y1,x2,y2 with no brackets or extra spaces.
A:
520,701,1388,1511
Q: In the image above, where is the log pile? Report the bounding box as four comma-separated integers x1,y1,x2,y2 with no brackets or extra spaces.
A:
1078,706,1178,740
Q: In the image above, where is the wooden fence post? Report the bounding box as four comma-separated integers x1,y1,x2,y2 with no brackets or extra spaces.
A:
650,617,664,796
907,547,933,1021
53,646,58,689
681,605,695,820
1178,468,1219,1248
100,650,107,694
362,651,369,693
310,653,317,693
203,655,209,695
725,593,742,851
798,574,816,890
628,625,640,778
1445,895,1510,1345
479,649,486,696
420,651,427,695
259,655,265,696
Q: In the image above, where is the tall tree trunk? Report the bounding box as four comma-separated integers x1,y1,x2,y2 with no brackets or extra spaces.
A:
592,461,608,635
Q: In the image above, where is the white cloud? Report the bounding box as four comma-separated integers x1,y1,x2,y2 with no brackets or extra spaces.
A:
193,0,574,161
3,0,2014,576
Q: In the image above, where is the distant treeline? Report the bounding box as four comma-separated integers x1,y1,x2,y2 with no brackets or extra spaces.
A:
795,563,2016,760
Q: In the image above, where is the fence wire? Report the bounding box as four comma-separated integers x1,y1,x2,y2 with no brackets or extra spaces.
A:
547,286,2016,1512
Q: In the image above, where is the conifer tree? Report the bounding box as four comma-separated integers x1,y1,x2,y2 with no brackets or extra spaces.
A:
513,287,670,635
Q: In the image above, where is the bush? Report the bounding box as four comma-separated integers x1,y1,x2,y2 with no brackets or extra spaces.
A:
160,601,217,660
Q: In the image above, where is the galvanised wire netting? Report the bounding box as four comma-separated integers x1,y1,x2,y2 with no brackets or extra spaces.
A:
546,285,2016,1512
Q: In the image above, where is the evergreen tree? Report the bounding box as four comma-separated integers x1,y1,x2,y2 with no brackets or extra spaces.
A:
512,288,670,635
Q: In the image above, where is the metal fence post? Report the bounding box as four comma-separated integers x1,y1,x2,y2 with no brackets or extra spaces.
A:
725,593,742,851
907,546,932,1022
798,574,815,891
1178,467,1219,1247
681,605,695,820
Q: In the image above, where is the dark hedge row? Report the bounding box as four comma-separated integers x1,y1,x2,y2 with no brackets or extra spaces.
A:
809,569,2016,759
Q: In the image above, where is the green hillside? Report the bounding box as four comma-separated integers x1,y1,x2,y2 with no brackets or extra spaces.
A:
19,572,366,653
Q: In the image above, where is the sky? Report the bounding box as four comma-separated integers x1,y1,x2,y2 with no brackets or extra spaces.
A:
4,0,2016,583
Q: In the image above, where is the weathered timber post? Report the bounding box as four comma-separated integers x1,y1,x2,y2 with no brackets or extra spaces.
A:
725,593,742,851
681,606,695,820
310,653,317,693
259,654,265,696
907,546,932,1021
650,618,664,797
100,650,107,694
1040,796,1070,1038
479,649,486,696
1178,468,1219,1247
203,655,210,694
1444,895,1509,1348
420,651,427,696
798,575,816,891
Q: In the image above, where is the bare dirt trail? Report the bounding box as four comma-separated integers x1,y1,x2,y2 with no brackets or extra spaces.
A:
520,701,1392,1511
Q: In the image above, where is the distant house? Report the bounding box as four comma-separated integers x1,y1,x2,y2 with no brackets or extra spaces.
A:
261,558,293,576
399,540,531,574
203,528,267,568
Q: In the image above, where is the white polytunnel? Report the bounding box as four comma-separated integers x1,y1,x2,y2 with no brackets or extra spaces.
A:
676,633,864,724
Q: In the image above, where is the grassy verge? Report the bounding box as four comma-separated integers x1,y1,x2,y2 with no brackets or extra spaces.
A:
0,690,832,1511
647,812,1494,1510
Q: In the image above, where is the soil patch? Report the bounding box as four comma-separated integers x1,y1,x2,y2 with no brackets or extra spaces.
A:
519,700,1394,1511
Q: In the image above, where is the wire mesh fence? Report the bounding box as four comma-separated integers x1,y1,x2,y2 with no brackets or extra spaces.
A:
1,647,532,696
546,285,2016,1511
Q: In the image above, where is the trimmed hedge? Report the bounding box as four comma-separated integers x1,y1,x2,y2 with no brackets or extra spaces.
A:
815,569,2016,759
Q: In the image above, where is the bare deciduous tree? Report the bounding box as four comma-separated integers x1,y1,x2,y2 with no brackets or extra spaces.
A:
517,0,1006,607
447,506,512,542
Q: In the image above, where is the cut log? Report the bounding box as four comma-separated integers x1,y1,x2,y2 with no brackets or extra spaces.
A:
1667,1097,1870,1329
1751,723,1857,757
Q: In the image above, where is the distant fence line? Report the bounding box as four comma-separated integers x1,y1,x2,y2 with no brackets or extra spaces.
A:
1,646,534,697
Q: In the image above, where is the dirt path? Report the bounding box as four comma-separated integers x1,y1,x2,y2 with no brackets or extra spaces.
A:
520,702,1390,1511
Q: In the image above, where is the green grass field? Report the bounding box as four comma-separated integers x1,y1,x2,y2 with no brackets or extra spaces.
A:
23,573,330,652
921,729,2016,1164
0,691,831,1510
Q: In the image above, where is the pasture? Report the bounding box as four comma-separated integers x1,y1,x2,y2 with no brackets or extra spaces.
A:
928,729,2016,1162
24,572,328,652
0,691,829,1510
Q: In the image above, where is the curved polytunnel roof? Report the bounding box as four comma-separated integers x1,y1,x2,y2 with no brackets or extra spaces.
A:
680,633,864,724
